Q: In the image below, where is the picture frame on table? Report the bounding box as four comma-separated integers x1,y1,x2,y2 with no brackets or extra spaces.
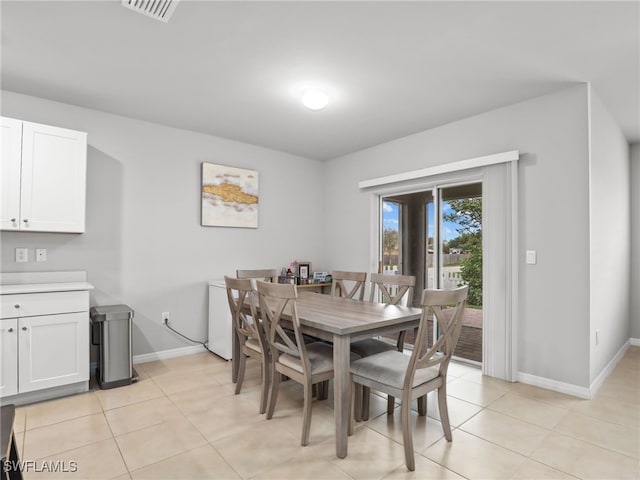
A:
297,262,311,280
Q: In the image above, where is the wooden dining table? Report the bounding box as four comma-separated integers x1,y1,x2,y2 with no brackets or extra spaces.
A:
233,290,422,459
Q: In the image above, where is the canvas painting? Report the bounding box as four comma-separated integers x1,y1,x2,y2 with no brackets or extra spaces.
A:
201,163,259,228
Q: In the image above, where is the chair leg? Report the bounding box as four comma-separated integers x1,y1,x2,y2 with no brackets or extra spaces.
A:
349,380,355,436
301,380,313,446
387,395,395,415
362,386,371,421
235,352,247,395
320,380,330,400
354,384,362,422
400,397,415,471
259,357,270,414
417,394,427,416
266,363,280,420
438,384,452,441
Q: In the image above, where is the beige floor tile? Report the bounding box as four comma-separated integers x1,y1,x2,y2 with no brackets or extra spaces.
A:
130,444,240,479
269,402,338,446
381,454,466,479
424,391,484,427
168,382,235,416
24,392,102,430
460,369,518,391
366,408,446,452
488,392,569,429
96,377,165,411
24,438,127,480
509,458,577,479
105,395,185,436
531,432,639,479
150,366,226,395
509,383,583,410
445,377,509,407
570,394,640,429
553,411,640,459
596,376,640,405
459,409,550,456
251,453,353,480
23,413,112,461
138,352,228,377
328,426,407,479
210,421,302,479
115,418,207,471
423,429,527,479
14,431,24,460
186,392,266,443
447,362,481,379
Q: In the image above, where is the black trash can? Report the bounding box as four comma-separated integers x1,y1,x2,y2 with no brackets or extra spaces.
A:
90,304,138,389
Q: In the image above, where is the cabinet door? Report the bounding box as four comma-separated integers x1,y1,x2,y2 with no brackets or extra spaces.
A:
18,312,89,393
0,319,18,397
20,122,87,233
0,117,23,230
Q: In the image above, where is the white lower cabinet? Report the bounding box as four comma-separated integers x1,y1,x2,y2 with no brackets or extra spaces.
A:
0,290,90,400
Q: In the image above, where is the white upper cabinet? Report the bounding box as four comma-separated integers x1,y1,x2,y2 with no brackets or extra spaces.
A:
1,116,87,233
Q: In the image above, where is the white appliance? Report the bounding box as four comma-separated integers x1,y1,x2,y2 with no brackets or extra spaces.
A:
208,279,232,360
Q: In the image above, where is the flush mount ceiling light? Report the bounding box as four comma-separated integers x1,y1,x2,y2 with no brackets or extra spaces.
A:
301,89,329,111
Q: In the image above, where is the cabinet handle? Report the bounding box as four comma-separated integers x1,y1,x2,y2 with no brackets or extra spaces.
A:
22,326,27,331
8,328,13,333
23,219,29,223
10,218,16,223
14,304,20,309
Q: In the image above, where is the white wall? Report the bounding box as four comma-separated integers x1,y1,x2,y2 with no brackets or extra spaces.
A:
588,88,631,382
0,91,326,356
323,85,592,388
631,143,640,340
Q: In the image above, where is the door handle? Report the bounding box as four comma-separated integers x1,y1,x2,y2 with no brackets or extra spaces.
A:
22,326,27,331
8,328,14,333
14,304,20,309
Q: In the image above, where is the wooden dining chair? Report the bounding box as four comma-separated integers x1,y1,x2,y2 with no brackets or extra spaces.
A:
350,285,468,471
256,280,355,446
236,269,278,282
330,271,367,300
224,276,271,414
350,272,416,418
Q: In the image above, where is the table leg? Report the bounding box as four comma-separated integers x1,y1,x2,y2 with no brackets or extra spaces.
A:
333,334,350,458
231,328,240,383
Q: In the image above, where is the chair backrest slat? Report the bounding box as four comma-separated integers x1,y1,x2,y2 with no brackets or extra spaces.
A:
237,269,278,282
405,286,468,390
331,271,367,300
224,275,266,351
369,273,416,307
256,281,312,376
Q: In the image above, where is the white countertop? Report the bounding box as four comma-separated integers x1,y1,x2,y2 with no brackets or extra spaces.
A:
0,282,95,295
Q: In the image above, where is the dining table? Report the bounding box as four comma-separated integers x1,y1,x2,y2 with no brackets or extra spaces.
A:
233,290,422,459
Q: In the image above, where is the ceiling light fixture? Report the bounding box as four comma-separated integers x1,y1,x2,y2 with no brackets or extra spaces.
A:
301,89,329,111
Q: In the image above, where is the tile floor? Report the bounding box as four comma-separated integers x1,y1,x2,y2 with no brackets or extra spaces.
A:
10,346,640,479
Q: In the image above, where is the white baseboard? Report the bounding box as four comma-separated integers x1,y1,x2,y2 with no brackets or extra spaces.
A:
630,338,640,347
133,345,206,365
589,340,630,396
516,371,591,399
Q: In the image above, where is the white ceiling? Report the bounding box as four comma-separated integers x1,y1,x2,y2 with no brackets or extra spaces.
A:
1,1,638,160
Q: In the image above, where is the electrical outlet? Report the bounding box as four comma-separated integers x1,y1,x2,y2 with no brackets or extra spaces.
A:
36,248,47,262
15,248,28,263
162,312,170,324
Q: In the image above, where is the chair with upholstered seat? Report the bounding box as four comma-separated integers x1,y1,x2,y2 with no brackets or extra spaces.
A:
224,276,271,414
256,280,357,446
350,272,416,418
350,285,468,471
330,271,367,300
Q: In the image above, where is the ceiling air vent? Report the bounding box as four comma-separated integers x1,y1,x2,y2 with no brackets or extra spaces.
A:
121,0,180,23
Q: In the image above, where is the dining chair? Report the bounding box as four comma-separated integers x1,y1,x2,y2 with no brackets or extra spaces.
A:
350,272,416,418
350,285,468,471
236,269,278,282
256,280,356,446
224,276,271,414
330,271,367,300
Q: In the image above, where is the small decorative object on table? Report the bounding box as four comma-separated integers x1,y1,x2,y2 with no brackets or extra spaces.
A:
297,261,311,281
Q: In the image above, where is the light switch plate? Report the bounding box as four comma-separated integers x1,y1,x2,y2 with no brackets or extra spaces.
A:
36,248,47,262
526,250,537,265
15,248,28,263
